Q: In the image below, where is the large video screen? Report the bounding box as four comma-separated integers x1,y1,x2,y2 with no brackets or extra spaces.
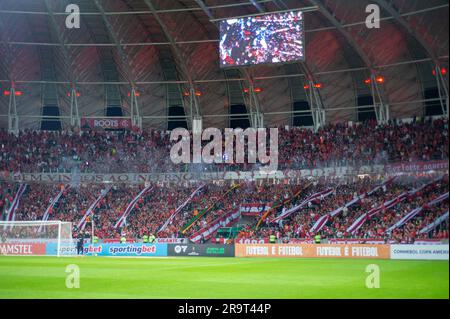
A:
219,11,304,67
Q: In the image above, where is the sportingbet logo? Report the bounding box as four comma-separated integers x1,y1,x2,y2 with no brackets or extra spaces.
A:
170,122,279,172
84,245,103,254
109,245,157,255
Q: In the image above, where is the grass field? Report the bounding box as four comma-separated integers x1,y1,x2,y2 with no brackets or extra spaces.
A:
0,256,448,299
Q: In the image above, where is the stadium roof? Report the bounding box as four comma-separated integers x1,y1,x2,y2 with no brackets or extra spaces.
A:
0,0,448,130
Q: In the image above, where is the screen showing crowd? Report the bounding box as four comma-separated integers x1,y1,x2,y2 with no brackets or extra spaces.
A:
220,11,305,67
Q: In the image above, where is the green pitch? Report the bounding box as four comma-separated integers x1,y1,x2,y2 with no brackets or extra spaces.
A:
0,256,448,299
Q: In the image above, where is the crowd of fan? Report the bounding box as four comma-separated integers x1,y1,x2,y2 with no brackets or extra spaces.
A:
278,118,448,168
184,183,302,238
0,118,447,174
237,175,449,242
0,115,448,242
2,174,448,242
236,178,370,240
354,179,449,241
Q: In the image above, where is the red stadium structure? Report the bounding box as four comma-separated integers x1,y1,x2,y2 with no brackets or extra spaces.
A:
0,0,448,248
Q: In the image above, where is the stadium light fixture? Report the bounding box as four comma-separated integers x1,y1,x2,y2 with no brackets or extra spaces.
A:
304,84,322,89
375,76,385,84
433,67,447,76
244,87,263,93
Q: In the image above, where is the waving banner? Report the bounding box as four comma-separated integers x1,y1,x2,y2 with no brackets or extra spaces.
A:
367,176,397,196
256,185,308,229
114,185,153,228
312,176,398,233
386,192,449,232
310,195,365,234
78,186,111,230
38,186,70,232
419,211,449,234
158,184,205,234
346,178,444,235
4,184,27,230
181,183,240,234
190,208,241,243
271,188,334,223
346,192,409,234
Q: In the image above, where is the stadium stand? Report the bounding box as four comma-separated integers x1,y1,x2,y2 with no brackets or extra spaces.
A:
0,118,447,174
1,117,449,244
1,0,449,302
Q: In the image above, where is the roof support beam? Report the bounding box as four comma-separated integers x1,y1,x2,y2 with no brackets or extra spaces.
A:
243,71,264,128
0,1,276,16
307,0,388,124
374,0,440,65
0,15,14,80
374,0,448,111
92,0,134,86
7,85,19,134
308,0,374,70
0,3,447,47
195,0,261,128
370,74,390,124
143,0,200,120
0,18,18,133
130,87,142,128
116,2,189,130
43,0,75,82
69,86,80,128
92,0,142,125
434,65,449,117
43,0,80,129
271,0,326,130
0,56,447,85
193,0,215,20
249,0,265,13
